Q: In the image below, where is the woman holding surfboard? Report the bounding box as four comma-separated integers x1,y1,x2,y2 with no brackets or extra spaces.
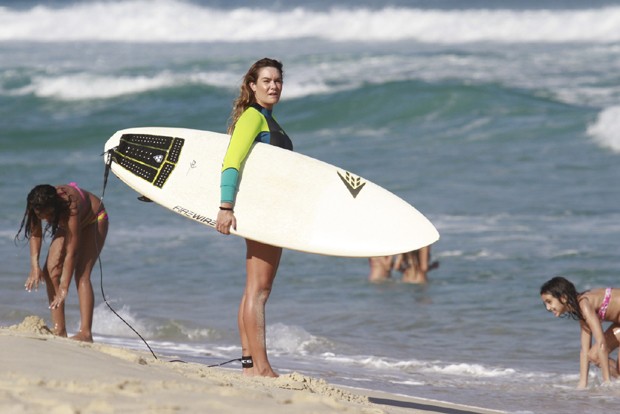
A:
216,58,292,377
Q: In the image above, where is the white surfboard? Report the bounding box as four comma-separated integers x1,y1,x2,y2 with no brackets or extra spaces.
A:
104,127,439,257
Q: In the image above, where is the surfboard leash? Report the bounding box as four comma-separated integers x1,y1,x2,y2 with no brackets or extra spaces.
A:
97,148,159,360
96,148,247,368
207,357,244,368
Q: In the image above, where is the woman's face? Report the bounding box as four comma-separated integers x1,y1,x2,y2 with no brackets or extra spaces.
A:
541,293,568,317
250,66,282,110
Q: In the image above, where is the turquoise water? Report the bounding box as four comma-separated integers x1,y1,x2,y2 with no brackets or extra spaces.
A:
2,1,620,413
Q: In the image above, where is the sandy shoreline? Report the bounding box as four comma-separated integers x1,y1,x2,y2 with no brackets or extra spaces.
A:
1,316,503,414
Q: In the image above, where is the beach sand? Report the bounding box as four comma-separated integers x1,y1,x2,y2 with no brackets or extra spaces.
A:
1,316,503,414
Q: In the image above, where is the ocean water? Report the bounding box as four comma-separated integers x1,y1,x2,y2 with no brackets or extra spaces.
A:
2,1,620,412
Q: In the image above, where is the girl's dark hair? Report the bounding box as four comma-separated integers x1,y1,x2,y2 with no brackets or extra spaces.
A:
15,184,70,241
540,276,584,321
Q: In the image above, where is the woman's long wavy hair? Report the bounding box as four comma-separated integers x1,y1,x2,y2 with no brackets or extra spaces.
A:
15,184,71,241
540,276,584,321
227,58,283,134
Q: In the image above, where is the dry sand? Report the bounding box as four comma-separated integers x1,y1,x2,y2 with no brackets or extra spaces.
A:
0,316,504,414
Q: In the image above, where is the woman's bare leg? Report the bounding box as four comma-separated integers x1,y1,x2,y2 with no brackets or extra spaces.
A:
238,293,253,374
72,219,108,342
239,239,281,377
44,234,68,337
603,324,620,378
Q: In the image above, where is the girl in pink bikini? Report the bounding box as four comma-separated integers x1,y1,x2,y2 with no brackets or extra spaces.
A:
16,183,108,342
541,276,620,388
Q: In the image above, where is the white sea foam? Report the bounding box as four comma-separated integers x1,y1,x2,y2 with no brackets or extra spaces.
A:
587,106,620,153
26,73,178,100
423,362,516,378
266,322,328,355
92,334,233,360
2,45,617,108
91,302,152,337
8,71,238,101
2,69,331,101
0,1,619,44
321,352,524,382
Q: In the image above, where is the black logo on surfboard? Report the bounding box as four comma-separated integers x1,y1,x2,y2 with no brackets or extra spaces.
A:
337,170,366,198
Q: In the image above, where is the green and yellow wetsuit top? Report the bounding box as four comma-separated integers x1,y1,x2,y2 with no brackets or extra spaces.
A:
220,103,293,204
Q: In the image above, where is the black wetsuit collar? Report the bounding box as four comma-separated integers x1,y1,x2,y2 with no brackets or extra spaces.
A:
250,103,272,117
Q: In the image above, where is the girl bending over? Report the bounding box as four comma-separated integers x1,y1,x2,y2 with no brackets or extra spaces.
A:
16,183,108,342
540,276,620,388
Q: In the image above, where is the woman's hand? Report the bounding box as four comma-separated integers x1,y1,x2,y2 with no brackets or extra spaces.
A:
25,267,43,292
216,209,237,235
49,287,68,310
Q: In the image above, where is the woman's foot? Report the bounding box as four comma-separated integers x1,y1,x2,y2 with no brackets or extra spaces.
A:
244,367,279,378
52,324,68,338
70,331,93,343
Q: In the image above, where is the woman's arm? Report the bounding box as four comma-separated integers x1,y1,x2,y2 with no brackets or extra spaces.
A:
49,206,80,309
217,109,262,235
418,246,430,273
392,254,404,270
220,109,263,205
25,220,43,291
578,322,592,389
580,298,611,385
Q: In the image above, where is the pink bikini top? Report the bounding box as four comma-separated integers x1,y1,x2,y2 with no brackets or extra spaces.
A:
68,182,86,201
598,288,612,320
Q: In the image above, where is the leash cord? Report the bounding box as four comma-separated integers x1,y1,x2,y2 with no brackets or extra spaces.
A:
97,148,242,368
97,149,158,360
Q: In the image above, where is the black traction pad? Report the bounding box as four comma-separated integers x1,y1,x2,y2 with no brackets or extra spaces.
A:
112,133,184,188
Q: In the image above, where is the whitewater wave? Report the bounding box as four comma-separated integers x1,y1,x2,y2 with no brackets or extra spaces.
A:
4,53,617,108
423,362,516,378
267,323,333,355
320,352,532,382
0,1,619,44
92,302,152,337
587,106,620,153
7,72,200,100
